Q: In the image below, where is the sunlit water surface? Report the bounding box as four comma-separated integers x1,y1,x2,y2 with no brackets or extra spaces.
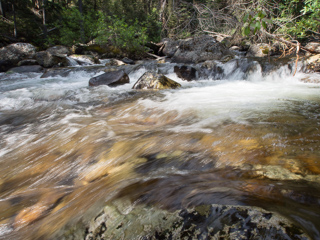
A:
0,60,320,239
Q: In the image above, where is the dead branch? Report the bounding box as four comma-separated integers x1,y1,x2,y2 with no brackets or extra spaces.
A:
202,30,231,38
0,16,13,24
261,29,316,54
293,42,300,76
147,52,166,60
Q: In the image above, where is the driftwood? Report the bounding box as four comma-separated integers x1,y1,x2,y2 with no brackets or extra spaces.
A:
146,52,166,61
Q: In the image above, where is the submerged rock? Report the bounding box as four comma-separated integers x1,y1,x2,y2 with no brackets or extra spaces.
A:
174,65,197,81
62,201,310,240
89,70,130,87
132,71,181,90
8,65,43,73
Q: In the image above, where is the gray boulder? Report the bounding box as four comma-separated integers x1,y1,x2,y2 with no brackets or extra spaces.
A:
36,51,70,68
132,71,181,90
47,45,71,57
168,35,233,63
174,65,197,81
61,201,309,240
0,43,36,71
89,70,130,87
162,38,182,57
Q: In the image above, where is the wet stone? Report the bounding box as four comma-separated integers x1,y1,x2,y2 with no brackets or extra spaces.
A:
62,201,310,240
89,70,129,87
174,65,197,81
132,71,181,90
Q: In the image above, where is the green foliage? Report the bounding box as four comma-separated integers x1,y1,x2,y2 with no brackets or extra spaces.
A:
49,7,99,46
101,0,161,43
276,0,320,38
3,0,318,50
242,10,272,36
96,14,148,56
143,8,162,43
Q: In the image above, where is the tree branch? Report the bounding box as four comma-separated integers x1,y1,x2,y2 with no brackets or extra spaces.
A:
261,29,317,54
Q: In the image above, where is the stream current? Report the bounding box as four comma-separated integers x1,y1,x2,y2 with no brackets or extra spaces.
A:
0,58,320,239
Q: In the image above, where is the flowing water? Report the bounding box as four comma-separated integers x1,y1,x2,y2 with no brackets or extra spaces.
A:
0,58,320,239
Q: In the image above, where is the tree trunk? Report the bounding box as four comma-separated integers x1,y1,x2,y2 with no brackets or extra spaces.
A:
0,0,4,17
159,0,166,22
12,0,17,38
42,0,47,39
78,0,85,43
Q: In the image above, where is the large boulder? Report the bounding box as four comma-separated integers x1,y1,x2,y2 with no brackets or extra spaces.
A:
47,45,71,57
132,71,181,90
89,70,130,87
62,201,309,240
246,43,273,57
168,35,233,63
162,38,182,57
36,51,70,68
0,43,36,71
174,65,197,81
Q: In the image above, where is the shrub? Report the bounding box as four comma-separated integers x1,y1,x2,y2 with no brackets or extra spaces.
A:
96,14,148,57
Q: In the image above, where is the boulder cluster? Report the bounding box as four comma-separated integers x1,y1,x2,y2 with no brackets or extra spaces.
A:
1,36,320,86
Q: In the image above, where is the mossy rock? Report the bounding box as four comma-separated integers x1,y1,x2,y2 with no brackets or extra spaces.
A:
132,71,181,90
68,202,310,240
86,44,109,54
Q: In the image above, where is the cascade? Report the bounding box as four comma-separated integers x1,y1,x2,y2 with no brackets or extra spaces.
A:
66,56,79,66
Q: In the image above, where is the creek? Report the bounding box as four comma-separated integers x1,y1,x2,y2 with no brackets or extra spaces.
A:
0,57,320,239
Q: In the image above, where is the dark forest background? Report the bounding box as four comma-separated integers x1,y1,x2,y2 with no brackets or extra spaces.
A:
0,0,319,50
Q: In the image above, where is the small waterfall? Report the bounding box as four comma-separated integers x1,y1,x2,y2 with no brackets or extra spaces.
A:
190,57,302,82
66,56,79,66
